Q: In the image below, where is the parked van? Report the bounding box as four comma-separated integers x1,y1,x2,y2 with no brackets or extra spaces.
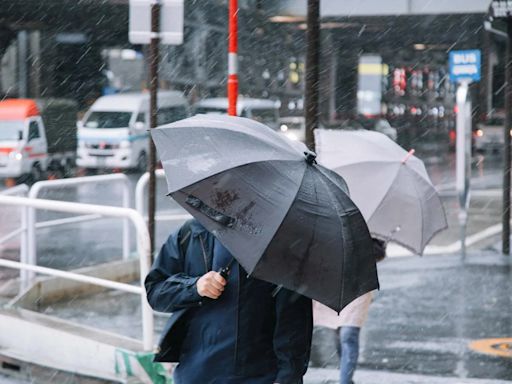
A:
77,91,189,171
194,97,280,130
0,98,77,182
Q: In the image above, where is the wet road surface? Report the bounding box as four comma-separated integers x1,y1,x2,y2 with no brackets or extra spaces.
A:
310,252,512,380
0,153,511,382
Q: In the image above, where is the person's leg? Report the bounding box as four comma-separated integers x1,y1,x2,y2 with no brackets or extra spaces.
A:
339,326,360,384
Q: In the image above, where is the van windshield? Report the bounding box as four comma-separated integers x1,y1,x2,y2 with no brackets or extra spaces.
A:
195,107,228,115
0,121,23,140
84,111,132,129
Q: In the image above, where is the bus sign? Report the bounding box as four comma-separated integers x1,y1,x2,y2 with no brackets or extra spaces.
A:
449,50,481,83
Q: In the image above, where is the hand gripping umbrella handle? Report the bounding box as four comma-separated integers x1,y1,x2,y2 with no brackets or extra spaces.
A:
217,266,231,280
204,259,234,303
217,257,235,280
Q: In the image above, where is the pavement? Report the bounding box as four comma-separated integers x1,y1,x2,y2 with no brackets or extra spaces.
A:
305,250,512,383
13,249,507,384
1,157,512,383
305,368,512,384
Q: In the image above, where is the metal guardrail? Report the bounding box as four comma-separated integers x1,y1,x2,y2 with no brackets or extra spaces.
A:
26,175,132,287
135,170,192,225
0,184,29,284
135,169,165,216
0,194,154,351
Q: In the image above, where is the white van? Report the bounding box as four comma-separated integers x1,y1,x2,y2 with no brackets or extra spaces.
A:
77,91,189,171
194,97,280,130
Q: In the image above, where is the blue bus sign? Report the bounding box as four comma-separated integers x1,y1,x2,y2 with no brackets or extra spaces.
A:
449,50,481,83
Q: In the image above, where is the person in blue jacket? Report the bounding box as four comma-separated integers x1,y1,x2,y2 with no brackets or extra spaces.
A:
145,219,313,384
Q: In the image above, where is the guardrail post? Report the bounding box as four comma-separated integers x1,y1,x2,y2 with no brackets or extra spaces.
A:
0,184,30,289
132,210,154,351
25,204,36,289
20,205,29,289
122,180,131,260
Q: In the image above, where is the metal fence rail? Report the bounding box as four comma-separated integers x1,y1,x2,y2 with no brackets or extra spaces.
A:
0,194,153,351
135,170,192,226
26,174,132,287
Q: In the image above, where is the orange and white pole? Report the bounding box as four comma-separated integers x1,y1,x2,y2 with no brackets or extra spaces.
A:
228,0,238,116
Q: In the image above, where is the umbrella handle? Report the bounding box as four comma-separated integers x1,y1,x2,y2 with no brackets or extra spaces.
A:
217,257,235,279
218,266,231,280
401,149,415,164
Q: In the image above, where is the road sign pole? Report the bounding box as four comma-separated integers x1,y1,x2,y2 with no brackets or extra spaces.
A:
129,0,183,260
227,0,238,116
148,0,160,260
455,82,471,260
502,19,512,255
449,49,481,259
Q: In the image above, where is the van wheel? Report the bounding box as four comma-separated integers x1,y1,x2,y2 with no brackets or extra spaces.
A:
136,152,147,173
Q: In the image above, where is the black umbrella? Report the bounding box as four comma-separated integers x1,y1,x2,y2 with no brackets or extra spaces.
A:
151,115,379,311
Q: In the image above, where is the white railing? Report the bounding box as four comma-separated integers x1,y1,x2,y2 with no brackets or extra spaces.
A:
1,184,29,284
0,194,153,351
27,175,131,286
135,170,192,224
135,169,166,216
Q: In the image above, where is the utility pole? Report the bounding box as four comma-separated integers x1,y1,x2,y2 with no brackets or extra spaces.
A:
148,0,161,260
490,1,512,254
129,0,184,260
503,19,512,255
228,0,239,116
305,0,320,151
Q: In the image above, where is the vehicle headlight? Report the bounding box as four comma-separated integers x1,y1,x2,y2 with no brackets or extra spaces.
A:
286,132,298,141
280,124,288,132
476,129,483,137
120,140,130,148
9,151,23,161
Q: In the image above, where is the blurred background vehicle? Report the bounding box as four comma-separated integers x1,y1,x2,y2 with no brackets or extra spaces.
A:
278,116,305,142
333,116,398,142
194,97,280,130
355,115,398,141
474,111,506,153
77,91,189,173
0,98,77,183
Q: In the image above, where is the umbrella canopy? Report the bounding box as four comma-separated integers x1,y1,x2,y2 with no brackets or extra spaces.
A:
151,115,379,312
315,129,448,255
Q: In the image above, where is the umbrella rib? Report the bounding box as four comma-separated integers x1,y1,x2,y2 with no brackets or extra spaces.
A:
313,167,351,311
409,171,449,254
294,173,320,288
368,167,448,255
248,162,309,276
407,166,426,252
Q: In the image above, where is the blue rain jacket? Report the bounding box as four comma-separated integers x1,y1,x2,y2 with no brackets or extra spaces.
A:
145,219,313,384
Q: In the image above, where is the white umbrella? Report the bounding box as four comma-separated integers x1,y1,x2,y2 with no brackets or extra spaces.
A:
315,129,448,255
